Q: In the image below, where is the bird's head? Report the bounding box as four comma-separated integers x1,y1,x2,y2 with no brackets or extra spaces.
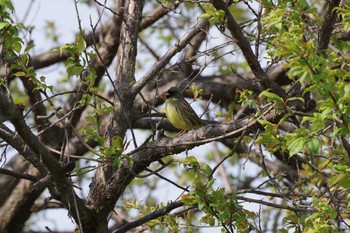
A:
165,87,181,99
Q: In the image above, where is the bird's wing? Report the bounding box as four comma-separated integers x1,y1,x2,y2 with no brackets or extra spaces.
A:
181,100,202,126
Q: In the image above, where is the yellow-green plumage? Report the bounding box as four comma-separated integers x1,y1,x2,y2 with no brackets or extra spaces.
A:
165,87,202,130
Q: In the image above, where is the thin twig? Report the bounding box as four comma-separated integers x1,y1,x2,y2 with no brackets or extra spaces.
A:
113,201,184,233
0,167,38,182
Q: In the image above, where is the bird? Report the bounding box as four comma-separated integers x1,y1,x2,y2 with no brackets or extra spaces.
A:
164,87,202,130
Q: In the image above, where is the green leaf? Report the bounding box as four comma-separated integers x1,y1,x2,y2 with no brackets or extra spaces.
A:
67,65,84,76
39,76,46,82
208,17,217,26
0,21,9,30
286,97,305,104
181,156,200,167
75,34,86,53
198,13,211,19
329,173,350,192
0,0,14,10
12,39,22,53
86,66,97,84
308,138,319,154
334,165,348,172
65,58,84,76
13,71,26,77
344,84,350,95
112,136,123,151
181,194,198,205
256,132,280,153
103,146,116,157
201,164,213,176
197,200,206,210
113,156,122,168
339,175,350,188
287,137,305,156
59,43,75,55
24,43,35,53
257,119,274,126
259,90,283,106
190,86,202,100
85,115,96,125
215,10,225,21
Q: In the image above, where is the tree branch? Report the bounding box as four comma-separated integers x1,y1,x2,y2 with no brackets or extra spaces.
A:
236,196,310,212
0,124,48,175
211,0,288,99
66,0,181,129
0,91,93,231
0,156,31,205
113,201,184,233
131,18,209,95
318,0,343,51
0,167,38,182
87,0,145,226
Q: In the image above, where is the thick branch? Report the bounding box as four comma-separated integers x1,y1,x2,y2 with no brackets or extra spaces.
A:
87,1,145,228
0,92,92,230
114,0,143,96
67,0,181,128
134,64,290,114
97,116,257,218
318,0,343,51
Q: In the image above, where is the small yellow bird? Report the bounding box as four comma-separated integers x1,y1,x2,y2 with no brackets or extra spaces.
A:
164,87,202,130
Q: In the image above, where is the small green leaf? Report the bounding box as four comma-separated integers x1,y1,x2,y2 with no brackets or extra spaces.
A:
112,136,123,151
287,137,305,156
113,156,122,168
0,0,14,10
59,43,75,55
208,216,215,226
339,175,350,188
334,165,348,172
209,17,217,26
65,59,84,76
181,194,198,205
190,86,202,100
104,146,116,157
13,71,26,77
197,200,205,210
198,13,211,19
286,97,305,104
257,119,273,126
201,164,213,176
215,10,225,21
24,43,35,53
308,138,319,154
75,34,86,53
181,156,200,167
0,21,9,30
259,90,283,106
39,76,46,82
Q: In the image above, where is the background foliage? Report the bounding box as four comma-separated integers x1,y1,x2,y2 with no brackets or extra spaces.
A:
0,0,350,232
